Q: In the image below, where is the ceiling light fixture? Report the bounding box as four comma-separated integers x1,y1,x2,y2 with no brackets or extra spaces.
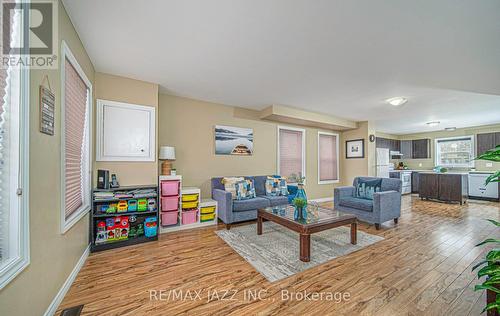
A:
426,121,440,127
445,127,456,131
386,97,408,106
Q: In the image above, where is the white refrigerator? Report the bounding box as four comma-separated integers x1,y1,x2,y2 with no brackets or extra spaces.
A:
376,148,390,178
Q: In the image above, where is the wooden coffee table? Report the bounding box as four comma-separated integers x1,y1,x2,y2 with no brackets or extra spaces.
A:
257,205,357,262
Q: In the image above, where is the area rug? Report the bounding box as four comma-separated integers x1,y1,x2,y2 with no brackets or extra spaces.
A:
216,222,384,282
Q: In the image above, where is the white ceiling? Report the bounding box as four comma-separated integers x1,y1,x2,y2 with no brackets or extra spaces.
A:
62,0,500,135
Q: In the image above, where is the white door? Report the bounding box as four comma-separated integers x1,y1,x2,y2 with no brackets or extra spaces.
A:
376,148,390,166
96,100,156,161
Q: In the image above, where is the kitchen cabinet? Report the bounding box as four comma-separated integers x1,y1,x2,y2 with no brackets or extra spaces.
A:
411,172,419,193
477,132,500,156
412,139,430,159
401,140,412,159
419,173,467,204
376,137,400,152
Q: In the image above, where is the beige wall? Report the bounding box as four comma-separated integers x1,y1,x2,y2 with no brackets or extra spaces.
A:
341,121,372,185
389,124,500,171
94,73,159,186
158,94,355,200
0,2,95,315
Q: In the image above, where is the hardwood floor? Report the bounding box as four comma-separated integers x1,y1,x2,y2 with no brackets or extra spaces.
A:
57,196,500,316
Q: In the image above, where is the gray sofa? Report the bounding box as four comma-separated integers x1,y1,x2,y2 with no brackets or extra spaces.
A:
211,176,289,229
334,177,402,229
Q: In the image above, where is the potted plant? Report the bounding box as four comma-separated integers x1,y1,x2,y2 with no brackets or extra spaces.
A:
292,197,307,221
473,145,500,315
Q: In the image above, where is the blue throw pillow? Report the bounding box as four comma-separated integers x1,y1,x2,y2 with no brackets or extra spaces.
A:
235,180,256,200
356,179,382,200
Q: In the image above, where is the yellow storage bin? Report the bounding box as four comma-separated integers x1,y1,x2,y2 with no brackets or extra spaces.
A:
182,194,199,203
200,213,216,222
200,206,216,214
182,201,198,209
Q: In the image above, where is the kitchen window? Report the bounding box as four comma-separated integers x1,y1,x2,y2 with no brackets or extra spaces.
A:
318,132,339,184
435,136,474,168
0,3,30,290
277,126,305,182
61,41,92,233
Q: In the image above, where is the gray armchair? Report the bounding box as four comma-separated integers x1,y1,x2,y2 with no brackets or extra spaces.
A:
334,177,402,229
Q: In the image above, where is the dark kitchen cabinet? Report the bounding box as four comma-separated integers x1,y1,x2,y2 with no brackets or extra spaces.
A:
412,139,430,159
419,173,467,204
419,173,439,200
401,140,412,159
477,132,500,156
376,137,400,152
411,172,419,193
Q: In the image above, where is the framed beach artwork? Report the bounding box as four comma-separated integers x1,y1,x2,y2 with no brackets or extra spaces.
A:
215,125,254,155
346,139,364,159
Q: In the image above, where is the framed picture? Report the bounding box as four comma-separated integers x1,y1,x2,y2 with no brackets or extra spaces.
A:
215,125,254,155
39,85,55,135
346,139,365,159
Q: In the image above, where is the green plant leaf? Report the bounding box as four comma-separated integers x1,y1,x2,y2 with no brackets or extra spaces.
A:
486,219,500,227
475,145,500,162
478,265,500,278
476,239,500,247
482,301,500,314
485,171,500,185
484,278,500,286
473,260,488,271
487,250,500,261
475,284,500,294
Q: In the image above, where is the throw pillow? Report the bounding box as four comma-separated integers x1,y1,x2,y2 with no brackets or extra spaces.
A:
356,178,382,200
265,176,288,196
235,180,256,200
222,177,245,200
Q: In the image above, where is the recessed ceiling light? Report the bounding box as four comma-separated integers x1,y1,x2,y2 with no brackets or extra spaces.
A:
445,127,456,131
426,121,440,127
386,97,408,106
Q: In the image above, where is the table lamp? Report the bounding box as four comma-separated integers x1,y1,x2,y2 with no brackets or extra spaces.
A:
159,146,176,175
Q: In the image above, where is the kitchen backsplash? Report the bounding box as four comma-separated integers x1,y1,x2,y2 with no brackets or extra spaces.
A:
391,158,499,171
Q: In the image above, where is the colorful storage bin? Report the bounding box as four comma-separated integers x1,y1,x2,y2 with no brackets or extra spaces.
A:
161,211,178,226
181,210,198,225
181,194,199,202
161,196,179,211
161,180,180,196
200,213,216,222
200,206,216,214
182,201,198,209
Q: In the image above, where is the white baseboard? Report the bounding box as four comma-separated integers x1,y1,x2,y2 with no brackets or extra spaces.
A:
44,244,90,316
308,197,334,203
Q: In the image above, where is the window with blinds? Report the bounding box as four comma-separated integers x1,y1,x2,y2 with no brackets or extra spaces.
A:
435,136,474,168
278,127,305,181
318,132,339,183
61,42,92,233
0,3,29,290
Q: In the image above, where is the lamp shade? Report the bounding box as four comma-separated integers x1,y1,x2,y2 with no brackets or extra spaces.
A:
159,146,176,160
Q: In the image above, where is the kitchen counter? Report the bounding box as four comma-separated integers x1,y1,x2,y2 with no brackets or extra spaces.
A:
418,172,468,204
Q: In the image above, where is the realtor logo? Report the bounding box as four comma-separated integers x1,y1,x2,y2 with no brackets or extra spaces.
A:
1,0,58,68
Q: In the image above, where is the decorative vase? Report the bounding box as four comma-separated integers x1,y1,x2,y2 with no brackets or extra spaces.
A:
294,183,307,201
294,207,303,221
294,184,307,220
302,206,308,220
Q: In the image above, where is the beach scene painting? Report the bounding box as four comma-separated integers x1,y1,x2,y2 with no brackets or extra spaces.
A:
215,125,254,155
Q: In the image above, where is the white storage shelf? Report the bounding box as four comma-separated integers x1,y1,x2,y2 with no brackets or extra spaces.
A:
159,176,218,234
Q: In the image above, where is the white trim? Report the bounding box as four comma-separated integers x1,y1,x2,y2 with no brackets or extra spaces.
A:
308,197,334,203
317,131,340,185
60,41,93,234
277,125,306,183
434,135,474,168
0,1,30,290
95,99,156,162
44,245,90,316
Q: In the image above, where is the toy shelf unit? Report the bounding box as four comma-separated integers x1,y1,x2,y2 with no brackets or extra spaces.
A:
159,176,218,233
90,185,159,252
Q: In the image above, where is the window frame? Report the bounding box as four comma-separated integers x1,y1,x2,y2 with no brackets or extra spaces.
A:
0,1,30,290
434,135,475,168
60,41,93,233
317,131,340,185
276,125,306,184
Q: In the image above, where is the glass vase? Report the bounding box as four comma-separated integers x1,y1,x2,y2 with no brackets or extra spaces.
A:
294,184,307,220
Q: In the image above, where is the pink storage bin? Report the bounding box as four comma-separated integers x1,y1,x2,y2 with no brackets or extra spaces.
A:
161,196,179,211
161,211,178,226
182,210,198,225
161,180,180,196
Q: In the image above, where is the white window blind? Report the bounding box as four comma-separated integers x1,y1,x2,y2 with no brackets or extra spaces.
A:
0,3,29,290
62,42,91,233
278,127,305,180
318,132,339,183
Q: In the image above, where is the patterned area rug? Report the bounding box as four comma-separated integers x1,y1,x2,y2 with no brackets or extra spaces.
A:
216,222,384,282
